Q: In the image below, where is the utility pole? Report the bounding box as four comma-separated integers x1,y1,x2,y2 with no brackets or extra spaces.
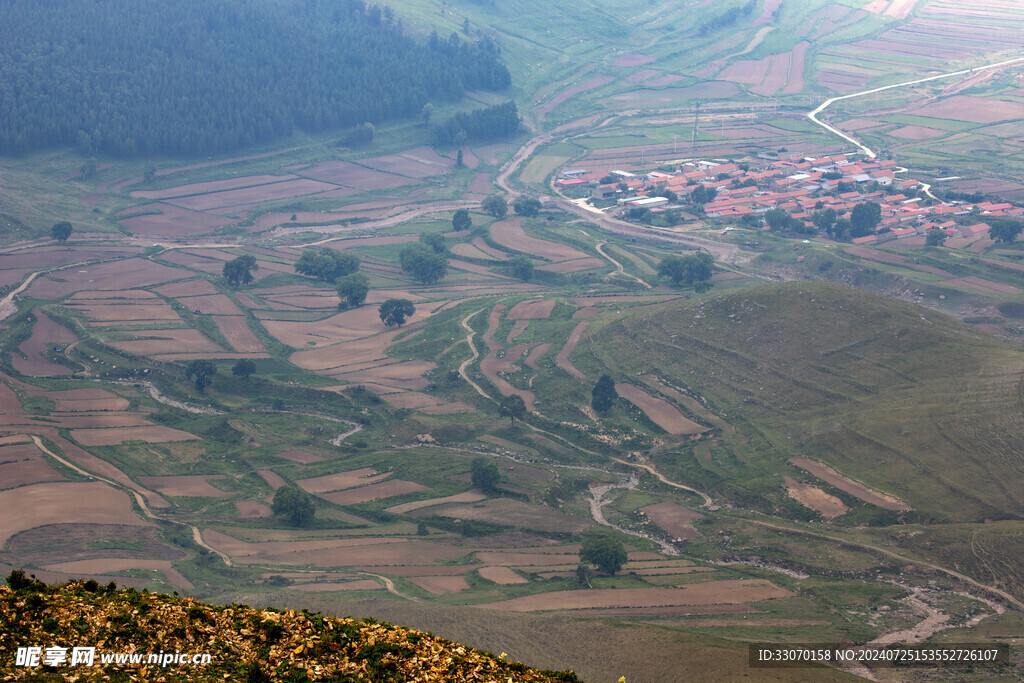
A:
691,100,700,165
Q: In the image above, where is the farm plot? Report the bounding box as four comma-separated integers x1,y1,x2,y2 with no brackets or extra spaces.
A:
409,576,470,595
790,456,911,511
908,96,1024,125
536,257,606,272
385,490,486,514
360,147,453,178
71,425,199,446
12,312,78,377
298,161,419,191
471,238,509,260
110,329,226,357
331,360,436,391
0,482,148,545
940,276,1021,295
167,179,339,212
599,82,740,109
27,259,190,299
451,243,498,261
640,502,703,541
297,468,391,494
175,294,243,315
506,299,555,320
420,499,588,533
615,384,707,435
202,530,465,566
489,219,588,263
66,301,181,323
318,480,429,506
289,331,405,372
476,580,793,612
479,305,536,410
0,443,66,489
539,75,614,115
154,279,220,297
377,391,474,414
783,475,850,518
130,175,291,200
119,204,234,237
263,304,435,348
520,155,569,184
43,558,194,590
137,475,230,497
213,317,265,353
554,322,587,380
42,389,129,412
478,566,527,585
289,580,383,592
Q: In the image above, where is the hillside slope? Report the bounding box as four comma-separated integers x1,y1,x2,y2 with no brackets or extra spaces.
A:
588,281,1024,522
0,574,576,681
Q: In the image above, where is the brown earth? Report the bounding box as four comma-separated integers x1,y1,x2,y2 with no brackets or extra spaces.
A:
319,480,430,506
615,384,707,435
554,322,587,380
783,475,850,517
489,218,588,262
409,576,471,595
385,490,487,515
71,425,199,446
214,316,266,353
12,312,78,377
790,456,911,511
0,481,149,545
506,299,555,320
640,502,703,541
478,566,528,585
539,75,614,115
203,530,465,566
28,259,190,298
297,468,389,494
421,499,588,534
137,475,230,497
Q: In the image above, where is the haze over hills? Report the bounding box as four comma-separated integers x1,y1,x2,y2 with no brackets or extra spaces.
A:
2,0,1024,680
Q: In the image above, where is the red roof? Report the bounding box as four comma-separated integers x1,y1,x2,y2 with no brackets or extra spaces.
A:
852,235,878,244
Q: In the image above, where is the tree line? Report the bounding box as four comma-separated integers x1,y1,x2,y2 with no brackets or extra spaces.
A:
431,101,520,146
0,0,511,157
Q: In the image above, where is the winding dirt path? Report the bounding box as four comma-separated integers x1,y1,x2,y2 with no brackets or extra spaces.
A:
593,239,651,289
457,309,492,402
358,571,421,602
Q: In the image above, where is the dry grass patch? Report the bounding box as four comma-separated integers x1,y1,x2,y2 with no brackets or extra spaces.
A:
489,219,588,262
297,468,390,494
137,475,229,497
213,316,265,353
506,299,555,320
319,480,430,505
409,575,471,595
72,425,199,446
203,530,464,566
783,475,850,518
554,322,587,380
478,566,528,585
385,490,486,514
640,502,703,541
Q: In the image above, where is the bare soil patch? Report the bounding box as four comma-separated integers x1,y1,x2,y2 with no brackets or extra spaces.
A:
257,470,287,491
332,360,436,391
299,161,418,190
168,179,338,212
507,320,529,342
572,306,601,319
361,147,453,178
790,456,911,511
275,449,323,464
888,125,947,140
131,175,291,200
539,75,614,115
290,580,384,592
385,490,487,515
73,426,199,446
177,294,244,315
640,502,703,541
477,579,792,611
507,299,555,320
135,475,227,497
409,576,471,595
783,475,850,518
616,384,707,435
111,329,225,356
489,219,588,261
614,54,656,67
50,396,130,412
154,279,220,297
119,204,233,237
940,276,1021,295
319,480,429,505
555,322,588,380
0,482,148,545
844,246,952,276
214,316,265,353
627,69,661,83
0,458,66,489
13,312,78,377
203,530,464,566
479,305,536,410
290,331,403,371
536,257,606,272
478,566,528,585
910,95,1024,124
422,499,588,533
470,237,509,260
237,501,272,518
43,558,193,589
298,469,390,494
451,243,498,261
28,259,189,298
262,305,433,348
68,302,181,322
467,172,491,194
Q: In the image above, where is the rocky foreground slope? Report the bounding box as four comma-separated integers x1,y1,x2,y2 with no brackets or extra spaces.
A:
1,573,577,681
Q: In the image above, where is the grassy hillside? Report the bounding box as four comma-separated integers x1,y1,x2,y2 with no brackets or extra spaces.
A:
587,281,1024,522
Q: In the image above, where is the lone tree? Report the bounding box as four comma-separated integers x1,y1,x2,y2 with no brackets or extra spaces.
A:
513,196,541,217
452,208,472,232
591,375,618,413
399,244,448,285
231,359,256,380
185,359,216,392
294,248,360,282
989,220,1024,244
271,485,315,527
579,530,628,576
419,232,447,254
336,272,370,308
379,298,415,327
222,255,258,287
850,202,882,237
925,228,948,246
470,457,500,492
498,394,527,423
51,221,73,243
481,195,508,219
507,254,534,282
658,252,713,286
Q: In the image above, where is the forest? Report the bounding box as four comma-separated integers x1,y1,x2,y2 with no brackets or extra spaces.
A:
0,0,511,157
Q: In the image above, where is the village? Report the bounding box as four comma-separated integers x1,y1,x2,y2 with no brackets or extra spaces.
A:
555,151,1023,248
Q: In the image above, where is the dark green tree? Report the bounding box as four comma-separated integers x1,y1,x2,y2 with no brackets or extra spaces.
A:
764,208,792,231
231,359,256,380
336,272,370,308
989,220,1023,244
690,185,717,205
507,255,534,282
591,375,617,413
185,359,217,392
513,196,541,217
294,248,360,282
271,485,315,527
849,202,882,237
222,255,258,287
51,221,73,243
811,208,837,234
400,244,448,285
658,252,713,286
419,232,447,254
470,457,500,492
576,563,593,588
452,208,472,232
379,298,416,327
925,228,948,246
498,394,527,423
482,195,508,219
456,149,464,168
579,531,628,575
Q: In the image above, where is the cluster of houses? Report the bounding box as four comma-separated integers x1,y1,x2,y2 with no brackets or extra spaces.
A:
556,153,1023,244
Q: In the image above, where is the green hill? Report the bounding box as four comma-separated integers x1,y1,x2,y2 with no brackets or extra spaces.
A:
587,281,1024,523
